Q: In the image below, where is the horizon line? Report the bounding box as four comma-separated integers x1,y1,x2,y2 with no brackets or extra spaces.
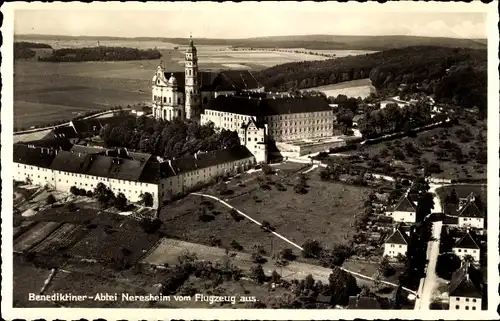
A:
13,33,487,41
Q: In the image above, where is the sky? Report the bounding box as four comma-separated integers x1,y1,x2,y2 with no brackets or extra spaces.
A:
13,3,488,39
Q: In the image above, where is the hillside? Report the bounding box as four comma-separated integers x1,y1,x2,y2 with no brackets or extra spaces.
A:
15,34,487,51
254,46,487,114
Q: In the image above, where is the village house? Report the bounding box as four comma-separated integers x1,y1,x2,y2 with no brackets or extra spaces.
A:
385,195,417,223
448,263,483,311
452,231,481,263
383,224,410,258
457,197,485,230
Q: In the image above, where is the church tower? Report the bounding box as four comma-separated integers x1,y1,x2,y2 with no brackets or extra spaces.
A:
184,35,201,122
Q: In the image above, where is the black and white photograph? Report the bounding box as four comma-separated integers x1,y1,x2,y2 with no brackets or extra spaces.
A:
1,1,498,320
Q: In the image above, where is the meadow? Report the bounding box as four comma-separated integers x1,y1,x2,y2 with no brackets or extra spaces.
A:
302,78,376,99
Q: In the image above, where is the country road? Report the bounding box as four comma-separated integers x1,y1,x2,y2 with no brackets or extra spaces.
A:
414,183,445,310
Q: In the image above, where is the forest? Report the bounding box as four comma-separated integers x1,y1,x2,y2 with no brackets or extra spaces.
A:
38,46,162,62
255,46,487,113
14,42,52,60
99,116,240,159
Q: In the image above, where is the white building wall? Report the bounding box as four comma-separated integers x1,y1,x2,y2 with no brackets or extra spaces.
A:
453,247,480,262
458,217,484,229
449,296,481,311
14,163,55,186
386,210,416,223
383,243,407,258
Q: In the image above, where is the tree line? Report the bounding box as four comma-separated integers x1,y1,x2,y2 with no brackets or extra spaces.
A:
38,46,162,62
254,46,486,114
14,42,52,60
99,116,240,159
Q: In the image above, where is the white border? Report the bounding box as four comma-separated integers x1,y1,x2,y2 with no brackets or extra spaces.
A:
2,2,498,320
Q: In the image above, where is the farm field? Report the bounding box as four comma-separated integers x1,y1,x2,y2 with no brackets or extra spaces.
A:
13,37,372,128
159,164,371,258
30,223,91,254
13,255,54,307
67,227,160,264
343,119,487,181
302,78,376,99
13,221,63,253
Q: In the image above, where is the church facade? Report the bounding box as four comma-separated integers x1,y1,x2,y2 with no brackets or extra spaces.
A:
151,37,265,123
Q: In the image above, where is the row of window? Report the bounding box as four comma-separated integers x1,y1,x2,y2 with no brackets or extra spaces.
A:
269,119,331,127
265,111,332,121
70,181,147,196
269,126,332,135
455,306,477,310
247,137,264,142
389,245,403,248
456,298,478,302
456,249,477,253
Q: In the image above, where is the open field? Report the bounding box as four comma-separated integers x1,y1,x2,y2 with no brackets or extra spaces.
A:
159,164,371,258
30,223,91,254
13,255,54,307
68,227,160,264
302,78,376,99
13,221,63,253
13,37,371,128
343,119,487,181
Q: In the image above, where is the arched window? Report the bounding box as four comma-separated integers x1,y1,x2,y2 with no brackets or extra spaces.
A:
189,70,192,76
163,97,166,103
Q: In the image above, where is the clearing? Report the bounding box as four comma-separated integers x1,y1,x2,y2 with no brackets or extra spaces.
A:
302,78,376,99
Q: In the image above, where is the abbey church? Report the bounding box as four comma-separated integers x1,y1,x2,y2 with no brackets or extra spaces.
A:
151,36,265,122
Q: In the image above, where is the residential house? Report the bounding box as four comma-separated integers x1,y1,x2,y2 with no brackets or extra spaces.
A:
457,199,485,230
452,231,481,263
385,195,417,223
383,224,410,258
449,263,482,311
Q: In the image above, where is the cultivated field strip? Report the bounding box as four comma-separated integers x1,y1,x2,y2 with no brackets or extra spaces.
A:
29,223,90,254
68,227,160,263
13,221,63,253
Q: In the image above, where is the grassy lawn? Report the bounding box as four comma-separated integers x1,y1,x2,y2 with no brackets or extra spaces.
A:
345,118,487,180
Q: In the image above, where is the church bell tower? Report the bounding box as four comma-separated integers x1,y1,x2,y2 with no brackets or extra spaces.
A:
184,34,201,122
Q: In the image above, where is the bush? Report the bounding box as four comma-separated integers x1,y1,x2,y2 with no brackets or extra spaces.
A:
379,256,396,277
230,240,243,251
261,163,275,175
302,240,322,258
209,236,222,247
261,220,275,232
280,248,296,261
140,192,154,207
46,194,56,206
250,264,266,284
141,218,162,234
70,186,79,195
77,188,87,196
229,208,244,222
86,190,94,198
114,192,128,211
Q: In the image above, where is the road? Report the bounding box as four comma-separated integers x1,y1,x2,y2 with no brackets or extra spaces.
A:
414,184,444,310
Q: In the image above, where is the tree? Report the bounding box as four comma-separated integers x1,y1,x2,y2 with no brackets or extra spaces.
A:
436,253,462,280
274,257,289,277
70,186,79,195
279,248,296,261
46,194,56,206
446,188,459,205
209,236,222,247
114,192,128,211
304,274,315,290
261,163,275,175
229,208,244,222
379,256,396,277
250,264,266,284
302,240,322,258
230,240,243,251
328,266,359,307
261,220,275,232
140,192,154,207
271,270,281,284
141,217,162,234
